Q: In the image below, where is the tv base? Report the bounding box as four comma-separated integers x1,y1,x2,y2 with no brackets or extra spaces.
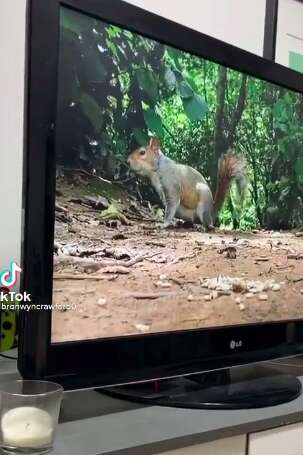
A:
100,365,302,409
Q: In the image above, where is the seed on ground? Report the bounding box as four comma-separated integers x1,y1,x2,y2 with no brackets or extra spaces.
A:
272,284,281,292
259,293,268,301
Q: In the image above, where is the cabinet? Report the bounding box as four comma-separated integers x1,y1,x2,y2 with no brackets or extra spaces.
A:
249,422,303,455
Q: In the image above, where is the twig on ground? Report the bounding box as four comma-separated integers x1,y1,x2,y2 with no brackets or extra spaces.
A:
126,292,182,300
63,168,112,184
146,241,166,248
54,274,107,281
171,249,200,264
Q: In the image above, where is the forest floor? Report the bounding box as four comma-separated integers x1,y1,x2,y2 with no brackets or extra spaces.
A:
52,175,303,343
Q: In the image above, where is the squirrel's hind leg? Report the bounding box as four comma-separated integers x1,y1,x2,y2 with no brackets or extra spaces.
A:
196,183,215,231
196,200,214,231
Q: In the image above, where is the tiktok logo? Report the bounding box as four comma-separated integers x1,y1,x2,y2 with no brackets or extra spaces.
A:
0,262,22,288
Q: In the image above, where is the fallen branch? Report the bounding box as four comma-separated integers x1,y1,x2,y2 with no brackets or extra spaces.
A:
54,256,111,272
79,234,112,246
169,277,197,287
171,250,199,264
122,251,163,267
287,253,303,260
104,248,131,260
287,275,303,283
54,273,107,281
102,266,130,275
55,203,68,213
146,241,166,248
63,168,112,184
126,292,182,300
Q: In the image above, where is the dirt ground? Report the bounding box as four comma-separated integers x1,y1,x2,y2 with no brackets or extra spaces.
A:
52,178,303,343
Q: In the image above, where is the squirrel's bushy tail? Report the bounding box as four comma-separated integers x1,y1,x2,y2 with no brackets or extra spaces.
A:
213,150,246,216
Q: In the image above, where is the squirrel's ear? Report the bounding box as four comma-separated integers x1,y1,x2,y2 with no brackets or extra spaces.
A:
149,137,160,152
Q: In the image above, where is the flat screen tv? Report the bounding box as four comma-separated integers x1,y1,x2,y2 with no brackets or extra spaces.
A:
19,0,303,406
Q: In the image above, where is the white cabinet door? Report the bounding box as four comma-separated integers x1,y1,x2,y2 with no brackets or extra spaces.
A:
276,0,303,69
249,422,303,455
159,435,246,455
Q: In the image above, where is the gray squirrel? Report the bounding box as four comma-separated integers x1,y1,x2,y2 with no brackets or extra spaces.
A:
127,137,246,229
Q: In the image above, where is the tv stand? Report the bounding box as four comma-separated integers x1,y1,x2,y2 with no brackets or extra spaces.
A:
101,364,302,409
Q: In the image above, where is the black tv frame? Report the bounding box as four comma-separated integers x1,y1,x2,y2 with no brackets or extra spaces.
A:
19,0,303,388
263,0,279,60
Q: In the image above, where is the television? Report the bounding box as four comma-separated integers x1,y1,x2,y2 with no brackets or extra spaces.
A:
19,0,303,407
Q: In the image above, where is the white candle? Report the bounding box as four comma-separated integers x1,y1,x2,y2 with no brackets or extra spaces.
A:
1,406,53,448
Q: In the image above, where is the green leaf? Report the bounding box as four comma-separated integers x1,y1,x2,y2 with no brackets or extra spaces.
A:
182,94,208,121
143,108,164,137
177,81,194,99
106,38,119,60
79,93,103,133
164,67,177,91
166,46,182,70
106,25,121,38
186,77,200,93
136,69,158,103
295,156,303,181
133,128,149,146
115,138,128,154
123,30,134,40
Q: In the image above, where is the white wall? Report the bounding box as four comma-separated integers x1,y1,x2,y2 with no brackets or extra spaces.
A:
124,0,266,56
276,0,303,68
0,0,27,273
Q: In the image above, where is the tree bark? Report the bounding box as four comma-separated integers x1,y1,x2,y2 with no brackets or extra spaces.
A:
212,67,227,191
227,74,248,148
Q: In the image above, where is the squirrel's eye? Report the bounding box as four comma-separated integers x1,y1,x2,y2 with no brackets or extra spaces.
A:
139,149,146,156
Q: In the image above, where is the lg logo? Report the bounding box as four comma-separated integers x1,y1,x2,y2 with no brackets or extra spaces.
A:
230,340,243,350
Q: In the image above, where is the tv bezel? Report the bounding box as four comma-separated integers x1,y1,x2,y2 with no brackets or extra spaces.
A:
19,0,303,386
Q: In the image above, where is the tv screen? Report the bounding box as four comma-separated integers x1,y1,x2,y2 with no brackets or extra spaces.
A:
51,6,303,345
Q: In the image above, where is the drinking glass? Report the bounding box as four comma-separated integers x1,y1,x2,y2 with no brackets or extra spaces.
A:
0,380,63,454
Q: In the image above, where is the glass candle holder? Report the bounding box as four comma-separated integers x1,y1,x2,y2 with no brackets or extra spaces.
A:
0,380,63,455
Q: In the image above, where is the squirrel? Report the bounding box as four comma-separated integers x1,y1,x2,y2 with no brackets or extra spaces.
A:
127,137,246,229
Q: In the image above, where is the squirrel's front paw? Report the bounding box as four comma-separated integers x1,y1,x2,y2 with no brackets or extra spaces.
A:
162,221,173,229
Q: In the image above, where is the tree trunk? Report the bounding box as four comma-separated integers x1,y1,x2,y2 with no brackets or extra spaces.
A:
227,74,248,149
212,66,227,191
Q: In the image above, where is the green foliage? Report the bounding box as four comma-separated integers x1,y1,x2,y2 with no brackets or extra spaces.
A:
136,69,159,104
57,7,303,229
143,108,164,138
295,157,303,182
79,93,103,133
133,128,148,146
182,94,208,122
